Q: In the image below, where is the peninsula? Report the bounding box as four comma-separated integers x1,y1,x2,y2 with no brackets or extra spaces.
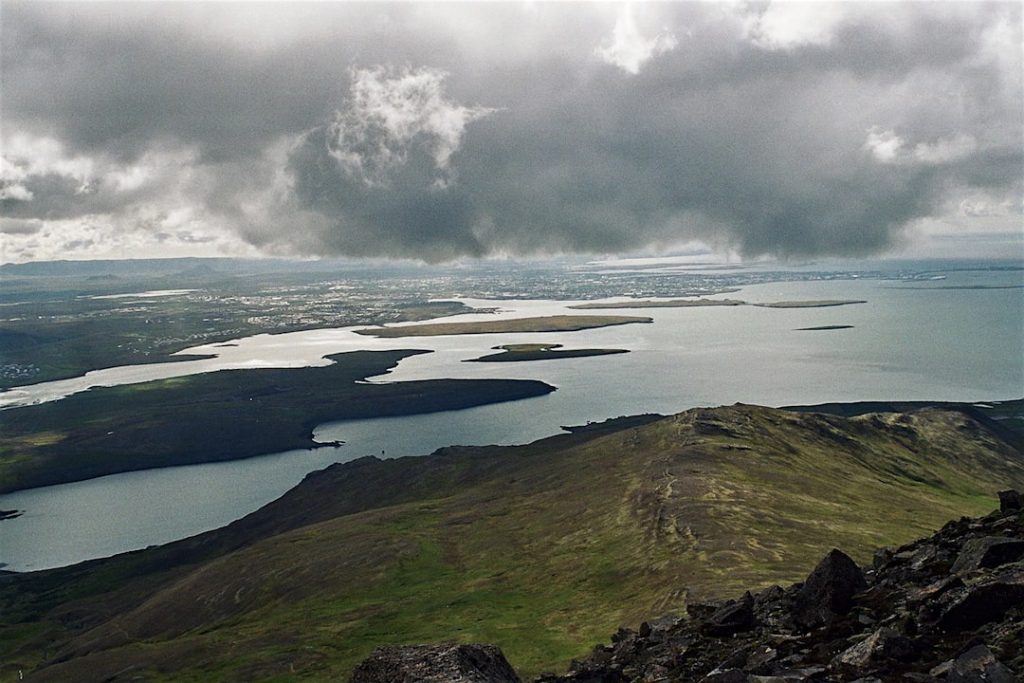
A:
354,315,652,338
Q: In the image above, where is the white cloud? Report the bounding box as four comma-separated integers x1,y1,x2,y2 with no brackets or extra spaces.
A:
864,126,905,163
741,1,850,50
2,134,95,184
596,5,677,75
1,153,33,200
913,133,977,164
864,127,977,165
326,65,497,187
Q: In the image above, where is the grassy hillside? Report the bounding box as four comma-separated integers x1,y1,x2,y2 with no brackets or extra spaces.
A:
2,404,1022,681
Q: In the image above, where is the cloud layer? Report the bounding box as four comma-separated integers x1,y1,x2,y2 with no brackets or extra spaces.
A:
2,2,1021,263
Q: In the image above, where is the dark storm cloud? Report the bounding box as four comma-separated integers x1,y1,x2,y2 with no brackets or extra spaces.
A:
2,2,1021,262
0,3,342,161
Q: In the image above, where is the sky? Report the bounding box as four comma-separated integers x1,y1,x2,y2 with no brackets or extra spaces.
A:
1,1,1021,264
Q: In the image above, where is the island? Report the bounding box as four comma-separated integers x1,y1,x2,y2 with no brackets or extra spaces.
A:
795,325,855,331
354,315,652,338
753,299,866,308
0,350,555,493
568,299,746,309
467,343,629,363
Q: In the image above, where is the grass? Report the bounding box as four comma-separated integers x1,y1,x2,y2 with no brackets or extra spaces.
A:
353,315,652,338
3,404,1022,682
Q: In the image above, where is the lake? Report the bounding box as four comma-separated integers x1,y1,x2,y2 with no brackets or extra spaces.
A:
1,270,1021,571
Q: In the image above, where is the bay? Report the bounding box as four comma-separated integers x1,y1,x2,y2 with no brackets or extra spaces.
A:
1,271,1021,571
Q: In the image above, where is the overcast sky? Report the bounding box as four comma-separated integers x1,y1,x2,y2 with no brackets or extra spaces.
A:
1,1,1021,264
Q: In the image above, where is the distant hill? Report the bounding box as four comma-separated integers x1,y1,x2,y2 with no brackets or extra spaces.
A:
0,257,236,278
2,403,1023,681
0,257,482,278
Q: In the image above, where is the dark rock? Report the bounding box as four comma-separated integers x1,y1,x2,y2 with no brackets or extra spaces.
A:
748,668,825,682
873,547,893,569
938,569,1024,631
950,537,1024,573
794,549,867,627
946,645,1015,683
998,490,1023,513
832,628,916,674
701,669,748,683
611,627,635,643
716,645,754,671
905,576,963,605
350,642,521,683
703,592,756,637
643,613,682,641
745,645,778,673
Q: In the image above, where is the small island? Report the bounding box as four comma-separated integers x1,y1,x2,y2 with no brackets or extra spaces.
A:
753,299,866,308
569,298,745,309
354,315,652,338
467,343,629,363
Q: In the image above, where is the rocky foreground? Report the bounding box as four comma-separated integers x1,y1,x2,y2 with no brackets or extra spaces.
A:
351,491,1024,682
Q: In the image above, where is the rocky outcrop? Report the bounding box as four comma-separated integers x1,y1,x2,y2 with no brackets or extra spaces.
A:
532,492,1024,682
792,549,867,628
349,643,521,683
348,493,1019,679
350,492,1024,682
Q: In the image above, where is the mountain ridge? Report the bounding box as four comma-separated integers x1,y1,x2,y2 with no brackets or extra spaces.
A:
2,402,1023,681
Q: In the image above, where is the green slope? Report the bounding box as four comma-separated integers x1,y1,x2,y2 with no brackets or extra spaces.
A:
2,404,1022,682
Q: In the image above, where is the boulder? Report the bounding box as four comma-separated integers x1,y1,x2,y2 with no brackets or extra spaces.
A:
349,642,521,683
905,576,963,605
998,490,1023,513
938,569,1024,632
702,592,756,637
832,627,916,674
794,549,867,627
946,645,1015,683
950,537,1024,574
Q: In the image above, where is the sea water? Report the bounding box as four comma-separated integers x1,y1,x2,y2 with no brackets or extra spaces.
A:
1,271,1021,571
